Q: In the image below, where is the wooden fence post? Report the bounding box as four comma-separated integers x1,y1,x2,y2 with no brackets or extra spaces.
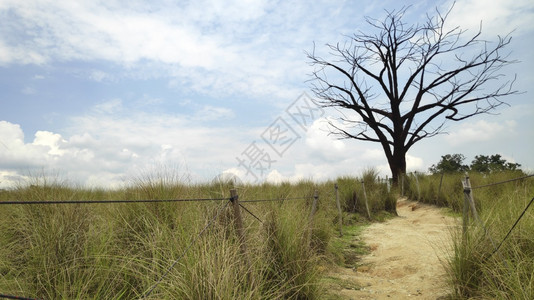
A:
438,172,444,196
462,175,480,221
413,171,421,201
335,184,343,237
462,175,506,265
230,189,251,279
461,175,470,241
308,189,319,246
361,180,371,220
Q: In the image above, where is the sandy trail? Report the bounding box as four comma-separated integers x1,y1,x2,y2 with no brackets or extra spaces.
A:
331,198,457,300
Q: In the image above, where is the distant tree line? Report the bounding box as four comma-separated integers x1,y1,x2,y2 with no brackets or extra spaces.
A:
429,154,522,174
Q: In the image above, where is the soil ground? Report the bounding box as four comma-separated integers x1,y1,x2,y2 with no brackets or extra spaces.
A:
328,198,458,300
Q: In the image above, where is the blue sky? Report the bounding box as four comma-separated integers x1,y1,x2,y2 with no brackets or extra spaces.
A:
1,0,533,188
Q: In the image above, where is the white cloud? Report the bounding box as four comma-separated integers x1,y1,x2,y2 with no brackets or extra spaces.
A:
1,98,399,188
304,118,346,161
0,170,25,188
0,0,341,100
0,40,13,65
406,154,424,172
265,169,285,184
33,131,67,156
194,105,235,121
443,0,534,37
89,70,113,82
0,97,251,188
445,119,517,146
93,99,123,114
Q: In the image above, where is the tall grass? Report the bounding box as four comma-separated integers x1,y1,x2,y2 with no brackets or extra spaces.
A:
335,168,397,218
0,175,353,299
409,171,534,299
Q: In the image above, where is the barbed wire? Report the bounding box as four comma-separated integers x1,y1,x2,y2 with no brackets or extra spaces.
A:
140,200,231,299
471,174,534,190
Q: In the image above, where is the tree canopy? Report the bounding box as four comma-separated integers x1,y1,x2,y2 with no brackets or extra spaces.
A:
429,154,469,174
429,153,521,174
470,154,521,173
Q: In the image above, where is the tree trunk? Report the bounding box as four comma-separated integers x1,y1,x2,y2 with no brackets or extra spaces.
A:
389,148,407,187
385,148,406,215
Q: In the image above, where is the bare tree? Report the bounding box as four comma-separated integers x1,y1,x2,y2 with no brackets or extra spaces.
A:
307,5,518,187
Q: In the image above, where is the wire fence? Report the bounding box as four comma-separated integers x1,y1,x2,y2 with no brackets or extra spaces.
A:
0,190,314,300
461,173,534,261
4,173,529,299
471,174,534,190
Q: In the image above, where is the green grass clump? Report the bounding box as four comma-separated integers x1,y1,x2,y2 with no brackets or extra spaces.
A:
335,168,397,217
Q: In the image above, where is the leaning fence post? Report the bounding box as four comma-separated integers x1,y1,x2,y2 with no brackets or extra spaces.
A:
361,180,371,220
230,189,251,279
308,189,319,246
335,184,343,237
463,175,480,221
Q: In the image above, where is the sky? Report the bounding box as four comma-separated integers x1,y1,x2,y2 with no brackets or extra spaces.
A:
1,0,533,189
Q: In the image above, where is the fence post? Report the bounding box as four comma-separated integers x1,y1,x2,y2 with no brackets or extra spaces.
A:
461,175,470,240
335,184,343,237
462,175,506,265
463,175,480,221
308,189,319,246
438,172,444,196
230,189,251,279
361,180,371,220
413,171,421,201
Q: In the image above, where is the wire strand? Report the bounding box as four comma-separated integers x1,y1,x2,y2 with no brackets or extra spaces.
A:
471,174,534,190
240,196,311,203
488,196,534,259
0,294,41,300
239,203,264,224
0,198,230,205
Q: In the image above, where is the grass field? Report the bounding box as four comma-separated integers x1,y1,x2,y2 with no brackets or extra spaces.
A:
0,170,395,299
1,170,531,299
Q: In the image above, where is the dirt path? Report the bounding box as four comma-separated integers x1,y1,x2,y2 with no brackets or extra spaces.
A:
331,198,457,300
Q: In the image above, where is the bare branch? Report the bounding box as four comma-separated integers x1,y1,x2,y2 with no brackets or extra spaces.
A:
307,3,518,181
